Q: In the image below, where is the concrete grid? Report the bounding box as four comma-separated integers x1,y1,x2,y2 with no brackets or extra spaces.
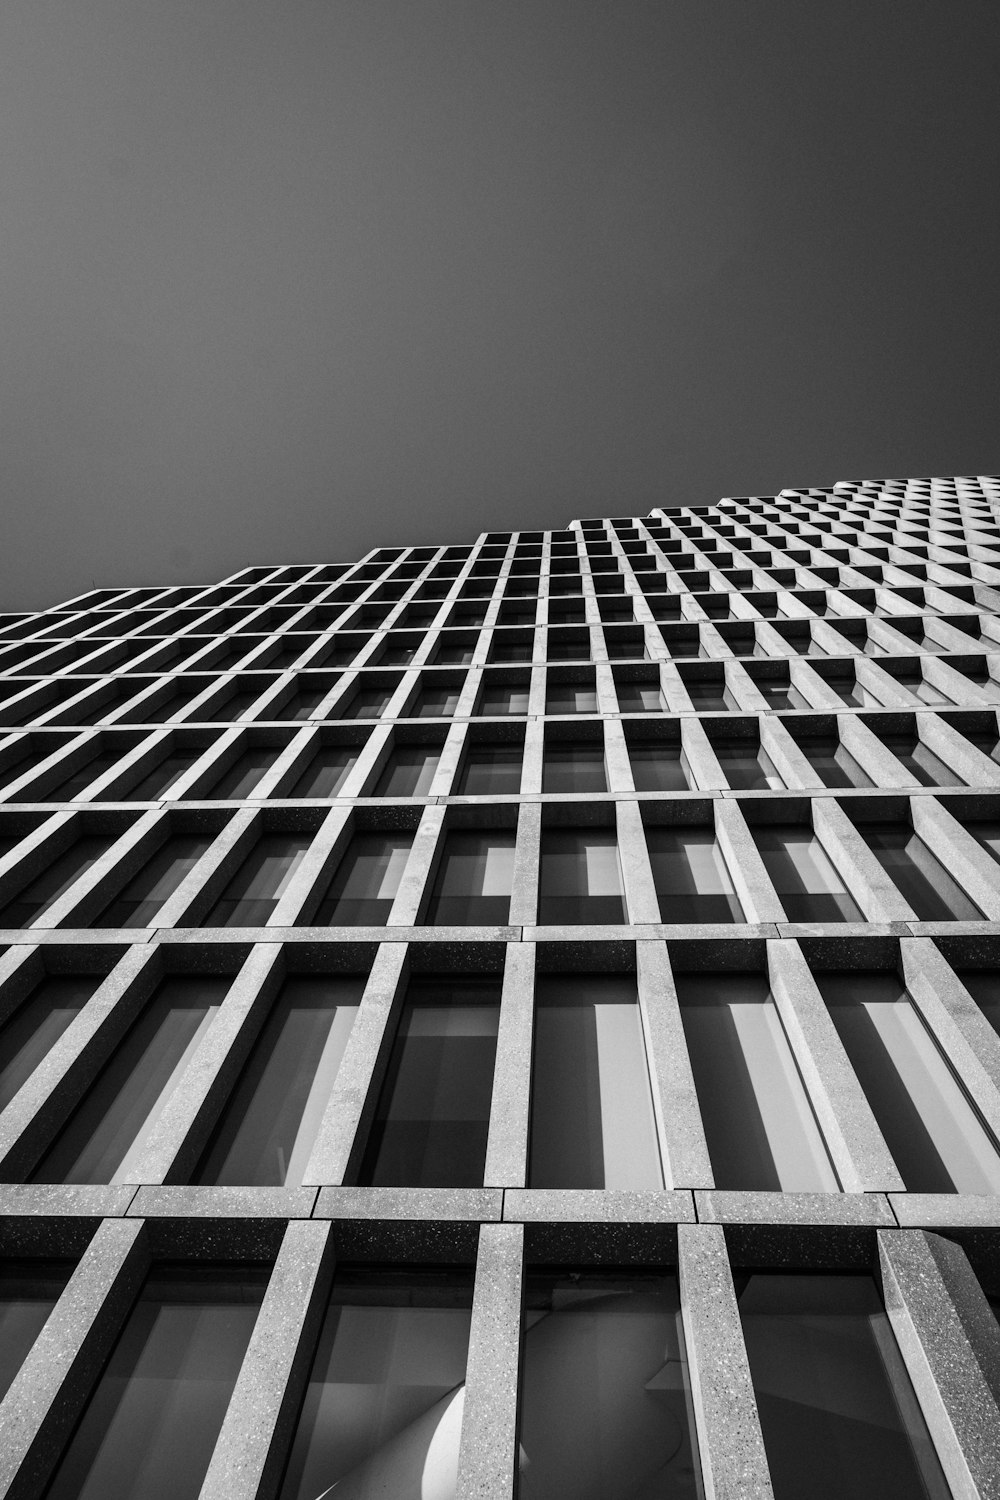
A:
0,476,998,1493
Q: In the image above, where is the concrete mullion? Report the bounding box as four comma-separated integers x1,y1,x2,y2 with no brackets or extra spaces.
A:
79,729,173,800
377,673,417,723
0,944,159,1177
0,945,46,1028
250,726,317,799
168,725,245,798
767,939,904,1191
520,718,545,795
659,661,694,712
34,809,165,929
753,621,798,658
616,800,660,924
924,653,1000,706
680,719,727,790
603,717,635,792
909,796,1000,918
901,937,1000,1139
453,666,482,718
427,720,468,796
788,659,849,710
527,665,547,717
723,661,771,712
100,675,182,726
508,800,540,926
455,1222,525,1500
331,722,392,798
301,942,409,1185
758,717,825,789
0,1218,150,1500
166,806,262,926
310,670,357,721
0,811,75,897
877,1230,1000,1498
811,796,917,921
917,714,1000,787
854,656,922,708
0,731,93,804
677,1223,774,1500
698,623,730,660
837,714,920,787
386,804,446,925
198,1219,335,1500
123,944,285,1184
635,941,713,1189
713,800,786,923
483,942,534,1188
270,806,352,925
170,674,236,723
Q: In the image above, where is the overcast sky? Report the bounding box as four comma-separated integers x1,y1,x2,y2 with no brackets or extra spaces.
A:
2,1,998,609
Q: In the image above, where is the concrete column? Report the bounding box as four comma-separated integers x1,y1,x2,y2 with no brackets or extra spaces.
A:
810,798,917,922
483,942,534,1188
455,1223,525,1500
901,938,1000,1140
636,941,713,1189
714,800,786,924
508,801,540,926
386,804,447,925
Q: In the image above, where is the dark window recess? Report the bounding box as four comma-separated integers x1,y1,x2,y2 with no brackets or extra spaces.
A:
519,1274,700,1499
615,680,663,712
528,974,662,1189
207,686,262,721
278,1271,472,1500
878,732,963,786
456,743,523,794
314,834,412,924
289,745,357,797
646,827,743,922
542,741,607,793
684,679,728,711
204,834,312,925
739,1274,948,1500
123,748,202,800
423,831,515,924
478,682,530,716
195,976,362,1186
339,686,394,720
545,682,599,715
752,827,863,921
0,835,113,927
794,735,872,789
31,977,230,1184
537,829,625,924
817,970,1000,1193
275,686,328,721
957,968,1000,1036
204,747,277,799
94,835,213,927
372,745,440,797
42,1266,265,1500
713,739,783,790
0,1262,74,1403
36,746,131,801
410,686,462,718
0,975,98,1112
628,743,689,792
359,978,500,1186
860,822,983,919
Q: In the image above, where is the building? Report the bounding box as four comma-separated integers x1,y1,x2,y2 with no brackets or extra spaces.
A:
0,474,999,1497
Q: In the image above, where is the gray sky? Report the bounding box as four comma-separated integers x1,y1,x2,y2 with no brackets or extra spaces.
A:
2,1,998,609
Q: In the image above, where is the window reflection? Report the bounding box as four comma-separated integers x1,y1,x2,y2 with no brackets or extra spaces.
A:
0,1261,71,1401
751,826,862,922
0,975,97,1112
205,834,312,925
646,828,743,923
859,822,982,920
424,831,515,925
314,833,412,925
537,829,625,924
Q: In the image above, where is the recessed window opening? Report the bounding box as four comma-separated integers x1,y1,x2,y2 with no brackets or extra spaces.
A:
455,741,523,794
859,822,983,920
0,834,114,927
315,833,412,924
713,738,784,790
542,740,608,793
0,974,99,1112
204,833,312,925
289,744,358,797
205,746,278,799
372,744,441,797
423,831,515,925
537,828,625,924
94,833,213,927
752,825,863,921
645,827,743,922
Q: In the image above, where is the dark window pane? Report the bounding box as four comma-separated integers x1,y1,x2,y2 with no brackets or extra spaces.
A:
423,831,515,925
204,834,312,925
289,746,357,797
646,828,743,922
314,834,412,925
277,686,328,721
628,744,689,791
684,680,728,711
0,975,97,1111
44,1267,264,1500
0,1262,73,1402
519,1273,700,1500
123,749,201,800
195,976,362,1186
714,740,783,790
95,835,213,927
956,967,1000,1037
538,829,625,924
339,687,393,720
739,1274,948,1500
456,744,523,794
752,827,863,921
0,835,113,927
861,823,982,919
795,736,872,789
410,688,461,718
477,683,529,716
205,747,276,799
542,742,607,793
372,746,440,797
360,979,500,1186
545,683,598,715
879,733,962,787
615,680,664,713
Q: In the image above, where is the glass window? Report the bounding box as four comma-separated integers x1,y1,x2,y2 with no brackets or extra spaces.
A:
542,741,607,793
684,679,728,711
713,738,784,790
818,970,1000,1192
289,744,358,797
44,1266,265,1500
314,833,412,924
615,680,665,713
676,973,838,1190
878,732,962,787
94,834,214,927
0,974,99,1112
537,829,625,924
752,826,863,921
628,742,690,792
204,746,277,799
31,977,228,1184
0,834,114,927
455,742,523,794
204,833,312,925
372,745,441,797
477,680,530,716
359,978,500,1186
122,747,202,800
529,975,662,1188
519,1273,700,1500
409,686,462,718
646,827,743,922
423,831,515,925
793,735,872,789
38,745,133,801
546,681,599,715
0,1261,72,1401
339,686,394,720
859,822,983,919
739,1274,949,1500
277,1270,472,1500
195,976,362,1186
276,685,329,721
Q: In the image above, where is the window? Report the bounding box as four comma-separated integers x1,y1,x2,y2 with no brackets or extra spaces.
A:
676,973,838,1190
289,744,358,797
204,745,277,798
94,834,213,927
277,1270,472,1500
43,1266,265,1500
477,681,529,716
455,741,523,794
529,975,662,1188
33,743,134,801
739,1274,948,1500
792,734,872,789
713,737,783,790
519,1274,700,1499
628,741,689,791
545,680,599,715
275,684,329,721
423,831,515,924
0,974,98,1112
314,833,412,924
683,677,728,711
339,685,394,720
615,679,664,713
195,976,362,1185
537,829,625,923
645,827,743,922
359,977,500,1186
858,821,983,919
878,731,962,786
31,977,228,1184
0,1262,72,1401
818,970,1000,1192
0,834,114,927
123,747,202,800
204,834,312,925
751,826,862,921
372,744,440,797
542,739,607,793
408,685,462,718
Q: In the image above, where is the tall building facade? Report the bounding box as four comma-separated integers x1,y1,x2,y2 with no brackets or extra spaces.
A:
0,474,999,1496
